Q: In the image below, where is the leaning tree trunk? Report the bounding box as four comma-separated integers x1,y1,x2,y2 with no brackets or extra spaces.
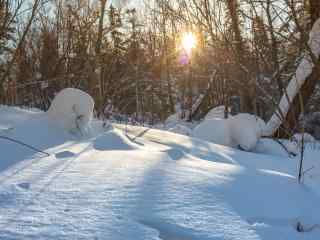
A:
275,58,320,138
264,14,320,137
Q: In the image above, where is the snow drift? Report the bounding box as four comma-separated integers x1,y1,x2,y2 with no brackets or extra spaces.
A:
165,112,181,129
192,118,233,147
1,106,320,239
193,113,265,151
253,138,299,157
47,88,94,133
229,113,266,151
168,124,192,136
94,129,139,151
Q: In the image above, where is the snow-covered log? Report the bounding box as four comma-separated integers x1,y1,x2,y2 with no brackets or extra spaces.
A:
47,88,94,133
264,19,320,136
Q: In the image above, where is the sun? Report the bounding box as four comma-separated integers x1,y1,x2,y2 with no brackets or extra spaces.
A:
181,32,197,54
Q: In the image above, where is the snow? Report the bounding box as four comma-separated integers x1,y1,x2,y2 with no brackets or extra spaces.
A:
168,124,192,136
47,88,94,134
193,113,265,151
0,106,320,239
253,138,298,157
192,118,234,147
0,105,41,131
164,111,194,136
204,105,229,120
229,114,266,151
293,133,316,144
264,19,320,136
254,133,318,158
164,112,180,129
303,112,320,140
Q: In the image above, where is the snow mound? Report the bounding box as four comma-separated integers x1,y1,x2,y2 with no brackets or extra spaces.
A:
254,133,317,158
229,113,266,151
47,88,94,133
164,112,196,136
290,133,316,150
293,133,315,143
253,138,298,157
204,105,229,120
94,130,139,151
193,114,265,151
192,118,234,147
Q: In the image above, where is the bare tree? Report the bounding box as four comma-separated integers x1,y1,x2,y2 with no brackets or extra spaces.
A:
226,0,255,113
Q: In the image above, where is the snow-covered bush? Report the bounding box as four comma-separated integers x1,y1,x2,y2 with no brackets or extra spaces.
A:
192,113,265,151
47,88,94,133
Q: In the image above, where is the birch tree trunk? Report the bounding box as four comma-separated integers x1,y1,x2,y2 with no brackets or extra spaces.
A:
265,3,320,137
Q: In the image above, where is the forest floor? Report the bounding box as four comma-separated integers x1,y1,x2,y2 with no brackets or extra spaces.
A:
0,106,320,240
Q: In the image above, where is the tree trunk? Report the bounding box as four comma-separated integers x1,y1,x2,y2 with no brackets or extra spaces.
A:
162,12,175,114
275,58,320,137
274,1,320,137
310,0,320,25
226,0,255,113
94,0,107,114
266,0,283,96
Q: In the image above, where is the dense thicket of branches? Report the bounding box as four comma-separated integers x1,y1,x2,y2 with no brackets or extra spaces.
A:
0,0,319,133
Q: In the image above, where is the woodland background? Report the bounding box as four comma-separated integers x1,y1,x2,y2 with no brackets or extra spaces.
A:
1,0,320,138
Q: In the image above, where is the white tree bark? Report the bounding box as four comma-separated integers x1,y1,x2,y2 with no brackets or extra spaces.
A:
263,18,320,136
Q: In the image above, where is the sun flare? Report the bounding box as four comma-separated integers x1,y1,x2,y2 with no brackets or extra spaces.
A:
181,32,197,54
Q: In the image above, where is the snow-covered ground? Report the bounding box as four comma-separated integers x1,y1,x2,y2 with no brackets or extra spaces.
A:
0,106,320,239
